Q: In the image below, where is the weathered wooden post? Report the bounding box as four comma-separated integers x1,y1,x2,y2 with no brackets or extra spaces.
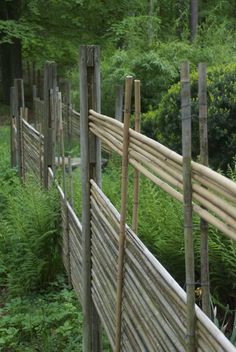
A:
181,62,196,351
198,62,211,318
10,86,17,168
43,61,57,188
14,79,25,180
64,80,72,149
68,155,74,208
115,85,123,122
80,45,102,352
32,85,37,125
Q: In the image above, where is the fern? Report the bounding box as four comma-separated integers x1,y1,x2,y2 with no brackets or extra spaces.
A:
0,178,62,296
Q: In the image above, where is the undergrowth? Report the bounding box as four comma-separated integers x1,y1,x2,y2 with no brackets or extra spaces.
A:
0,279,83,352
0,127,86,351
0,178,62,296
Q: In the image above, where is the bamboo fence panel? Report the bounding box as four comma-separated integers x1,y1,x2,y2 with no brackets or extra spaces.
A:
90,180,236,352
57,175,83,298
88,110,236,242
62,103,80,139
90,186,118,350
18,98,236,351
22,118,44,179
68,202,83,298
71,109,80,137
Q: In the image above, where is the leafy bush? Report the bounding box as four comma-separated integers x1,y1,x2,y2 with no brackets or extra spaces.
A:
143,63,236,170
0,179,62,296
0,281,83,352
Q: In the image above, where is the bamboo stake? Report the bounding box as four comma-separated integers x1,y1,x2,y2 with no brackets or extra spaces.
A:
68,155,74,208
115,85,123,122
115,75,133,352
21,108,26,182
14,79,25,180
39,126,43,185
43,61,57,189
181,62,196,352
59,92,66,195
132,80,141,234
198,63,211,318
10,86,17,168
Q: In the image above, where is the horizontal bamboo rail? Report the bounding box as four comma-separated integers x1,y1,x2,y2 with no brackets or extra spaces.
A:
89,109,236,242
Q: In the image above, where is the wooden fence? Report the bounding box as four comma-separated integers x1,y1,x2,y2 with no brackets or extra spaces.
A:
10,46,236,352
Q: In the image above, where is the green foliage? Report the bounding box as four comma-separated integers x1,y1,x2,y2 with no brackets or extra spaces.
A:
144,63,236,170
0,281,83,351
101,49,177,115
0,178,62,295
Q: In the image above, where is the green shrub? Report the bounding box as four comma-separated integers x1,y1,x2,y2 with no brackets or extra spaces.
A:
143,63,236,170
0,179,62,296
0,282,83,352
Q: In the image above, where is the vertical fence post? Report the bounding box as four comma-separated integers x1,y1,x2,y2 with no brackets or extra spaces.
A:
32,85,37,125
65,80,72,149
43,61,57,189
115,85,123,122
68,155,74,208
181,62,196,351
10,86,17,168
80,45,102,352
115,76,133,352
198,62,211,318
14,79,25,180
132,80,141,234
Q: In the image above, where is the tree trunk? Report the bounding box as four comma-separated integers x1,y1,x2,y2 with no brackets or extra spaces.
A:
176,0,185,39
0,39,22,104
190,0,198,42
0,0,23,104
0,43,12,104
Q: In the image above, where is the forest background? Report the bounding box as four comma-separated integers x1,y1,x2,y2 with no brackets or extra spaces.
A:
1,0,236,169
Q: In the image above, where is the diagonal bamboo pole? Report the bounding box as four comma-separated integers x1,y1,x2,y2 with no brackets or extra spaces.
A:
198,62,211,318
115,76,133,352
132,80,141,234
181,62,196,352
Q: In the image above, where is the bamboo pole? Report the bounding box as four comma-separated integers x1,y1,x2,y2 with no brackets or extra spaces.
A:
59,92,66,195
181,62,196,351
132,80,141,234
21,107,26,182
68,155,74,208
14,79,25,180
115,85,123,122
10,86,17,168
198,63,211,318
65,80,72,149
43,61,57,189
59,91,72,287
115,75,133,352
